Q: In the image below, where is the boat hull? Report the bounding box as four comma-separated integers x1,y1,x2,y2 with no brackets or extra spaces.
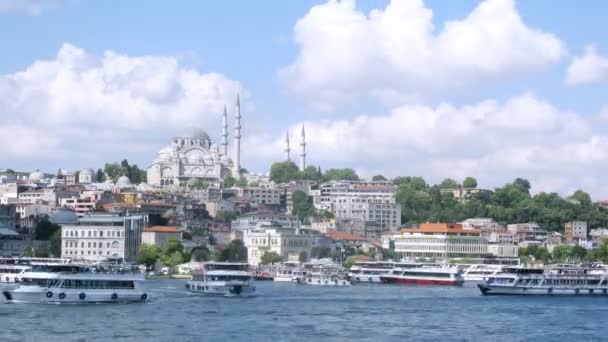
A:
381,277,462,286
349,274,384,284
273,276,294,282
3,287,148,304
478,284,608,296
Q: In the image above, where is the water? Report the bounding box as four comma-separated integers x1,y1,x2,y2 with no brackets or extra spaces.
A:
1,280,606,341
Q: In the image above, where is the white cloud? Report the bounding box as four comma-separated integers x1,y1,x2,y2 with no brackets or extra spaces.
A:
0,0,63,15
247,94,608,198
566,45,608,85
280,0,565,108
0,43,244,167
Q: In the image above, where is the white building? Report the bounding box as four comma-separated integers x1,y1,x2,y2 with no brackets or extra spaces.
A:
231,212,300,231
243,225,314,266
18,188,57,205
506,222,548,243
147,96,243,187
59,197,96,217
61,212,147,262
315,180,401,231
235,187,282,206
78,168,95,184
332,197,401,232
141,226,182,249
590,228,608,241
0,183,18,205
15,203,53,219
392,223,489,260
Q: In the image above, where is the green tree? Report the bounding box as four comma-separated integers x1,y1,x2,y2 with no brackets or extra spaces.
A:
310,246,332,259
161,251,184,268
571,245,587,261
372,175,387,181
292,190,315,222
104,162,125,182
552,245,573,262
191,245,212,262
269,161,301,183
34,219,61,240
462,177,478,188
568,190,592,206
438,178,459,189
49,230,62,257
322,168,359,181
235,177,248,187
299,251,308,263
217,240,248,262
187,179,208,190
223,175,236,188
137,244,161,268
164,238,184,256
95,168,104,182
301,165,322,181
260,251,283,265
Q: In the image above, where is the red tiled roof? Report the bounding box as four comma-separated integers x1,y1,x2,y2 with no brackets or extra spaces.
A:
144,226,180,233
326,231,367,241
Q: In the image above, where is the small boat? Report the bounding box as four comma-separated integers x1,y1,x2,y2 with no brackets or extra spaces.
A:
478,266,608,296
186,262,255,297
274,268,296,282
2,263,147,304
348,261,393,284
380,266,464,286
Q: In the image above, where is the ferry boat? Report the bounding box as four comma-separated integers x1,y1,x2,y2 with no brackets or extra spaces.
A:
478,266,608,296
0,257,76,290
2,263,148,304
299,272,350,286
186,262,255,297
380,266,464,286
348,261,393,284
274,268,296,282
461,264,504,284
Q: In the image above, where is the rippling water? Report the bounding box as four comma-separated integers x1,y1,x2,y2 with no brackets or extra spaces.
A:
1,280,607,341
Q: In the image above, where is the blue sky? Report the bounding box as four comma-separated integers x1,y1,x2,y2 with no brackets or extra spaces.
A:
1,0,608,197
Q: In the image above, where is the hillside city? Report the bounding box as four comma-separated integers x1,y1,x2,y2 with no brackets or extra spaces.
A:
2,123,608,272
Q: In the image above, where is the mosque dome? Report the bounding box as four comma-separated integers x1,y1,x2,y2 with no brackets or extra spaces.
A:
29,170,44,181
116,176,132,188
175,127,211,141
49,209,79,225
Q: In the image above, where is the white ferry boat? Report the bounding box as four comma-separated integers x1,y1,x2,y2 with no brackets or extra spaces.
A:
478,266,608,296
0,257,76,290
299,272,350,286
380,266,464,286
186,262,255,297
348,261,395,284
461,264,504,284
2,263,148,303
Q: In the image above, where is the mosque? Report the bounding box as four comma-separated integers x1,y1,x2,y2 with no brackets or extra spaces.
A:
146,95,308,188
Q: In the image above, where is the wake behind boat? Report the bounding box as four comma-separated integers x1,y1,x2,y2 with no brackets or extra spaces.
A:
186,262,255,297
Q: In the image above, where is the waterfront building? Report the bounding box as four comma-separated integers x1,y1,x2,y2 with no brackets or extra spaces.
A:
231,211,300,231
243,225,313,266
564,221,587,242
61,212,147,262
146,97,242,187
142,226,182,249
392,223,489,260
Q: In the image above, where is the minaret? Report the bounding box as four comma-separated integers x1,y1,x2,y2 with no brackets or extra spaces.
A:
299,125,306,171
221,105,228,156
285,132,291,161
233,94,241,177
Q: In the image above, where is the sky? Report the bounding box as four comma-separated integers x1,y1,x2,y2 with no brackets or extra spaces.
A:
1,0,608,198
